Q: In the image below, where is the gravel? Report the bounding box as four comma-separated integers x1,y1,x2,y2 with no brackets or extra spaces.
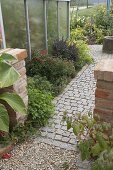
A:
0,139,78,170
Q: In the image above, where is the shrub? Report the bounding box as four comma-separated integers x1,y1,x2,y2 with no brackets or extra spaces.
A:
28,88,54,127
93,26,104,44
26,54,76,96
71,28,87,41
71,16,87,30
52,38,79,62
68,40,93,70
64,112,113,170
70,5,113,45
27,55,76,79
28,75,53,94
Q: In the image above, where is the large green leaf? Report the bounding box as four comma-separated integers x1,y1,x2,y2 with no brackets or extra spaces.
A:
0,53,17,62
0,104,9,132
0,62,20,88
0,92,27,115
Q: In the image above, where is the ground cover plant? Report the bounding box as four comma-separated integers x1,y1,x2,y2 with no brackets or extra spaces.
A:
71,5,113,45
64,112,113,170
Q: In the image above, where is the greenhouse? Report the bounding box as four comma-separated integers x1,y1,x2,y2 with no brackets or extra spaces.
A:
0,0,70,59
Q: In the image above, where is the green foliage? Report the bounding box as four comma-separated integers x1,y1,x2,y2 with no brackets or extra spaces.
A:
68,40,93,70
28,88,54,127
0,105,9,132
0,53,19,88
71,28,86,41
26,55,76,80
10,122,38,143
92,150,113,170
26,54,76,96
64,112,113,170
28,75,53,94
0,53,26,132
0,92,26,115
71,16,87,30
71,5,113,45
75,40,93,69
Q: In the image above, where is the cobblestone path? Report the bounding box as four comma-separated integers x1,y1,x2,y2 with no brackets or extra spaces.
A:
1,45,111,170
39,45,105,150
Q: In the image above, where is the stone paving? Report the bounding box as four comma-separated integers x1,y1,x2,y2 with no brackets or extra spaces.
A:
38,45,107,151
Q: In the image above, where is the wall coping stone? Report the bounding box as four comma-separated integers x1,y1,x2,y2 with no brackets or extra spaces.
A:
0,48,27,61
94,59,113,82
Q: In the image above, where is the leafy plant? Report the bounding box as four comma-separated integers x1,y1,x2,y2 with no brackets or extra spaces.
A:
68,40,93,70
26,54,76,96
52,38,79,62
28,88,54,127
71,5,113,45
64,112,113,170
0,53,26,132
28,75,53,94
71,28,86,42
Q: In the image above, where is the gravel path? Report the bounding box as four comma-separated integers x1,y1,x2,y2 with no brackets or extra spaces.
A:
0,45,111,170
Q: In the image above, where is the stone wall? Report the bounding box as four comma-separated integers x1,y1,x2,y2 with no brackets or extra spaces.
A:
94,59,113,126
0,48,28,128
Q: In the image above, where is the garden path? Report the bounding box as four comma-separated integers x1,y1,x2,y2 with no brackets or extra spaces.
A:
0,45,112,170
39,45,106,149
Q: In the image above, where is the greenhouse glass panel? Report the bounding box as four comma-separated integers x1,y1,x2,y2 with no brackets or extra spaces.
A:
59,2,67,39
1,0,26,48
27,0,45,50
47,0,57,51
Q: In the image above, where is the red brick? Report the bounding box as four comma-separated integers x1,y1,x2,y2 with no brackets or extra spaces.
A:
94,59,113,81
18,67,26,77
95,98,113,110
95,88,113,100
13,60,25,70
97,80,113,90
19,90,28,98
94,108,113,125
6,49,27,61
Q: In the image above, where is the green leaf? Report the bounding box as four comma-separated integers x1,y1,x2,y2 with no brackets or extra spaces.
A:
96,133,108,149
67,117,72,130
0,92,27,115
91,143,102,157
0,104,9,132
0,53,17,62
0,62,20,88
73,124,80,135
79,140,91,160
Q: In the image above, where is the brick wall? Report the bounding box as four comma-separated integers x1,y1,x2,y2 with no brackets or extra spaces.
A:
0,48,28,128
94,59,113,126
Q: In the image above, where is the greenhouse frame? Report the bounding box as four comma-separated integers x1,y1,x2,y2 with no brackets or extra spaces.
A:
0,0,71,59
